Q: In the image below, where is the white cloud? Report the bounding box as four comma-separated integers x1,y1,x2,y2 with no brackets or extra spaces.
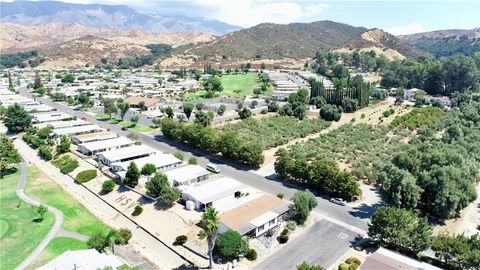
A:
386,22,433,35
192,0,328,27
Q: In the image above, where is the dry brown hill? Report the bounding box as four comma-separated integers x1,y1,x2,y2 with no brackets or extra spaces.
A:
175,21,367,61
333,28,431,60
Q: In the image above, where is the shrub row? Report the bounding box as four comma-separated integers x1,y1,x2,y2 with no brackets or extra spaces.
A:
52,155,79,174
75,169,97,183
160,119,264,167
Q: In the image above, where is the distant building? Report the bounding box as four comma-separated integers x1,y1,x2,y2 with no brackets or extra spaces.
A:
362,247,442,270
404,88,425,101
78,137,135,156
424,95,451,107
50,124,105,139
111,153,181,179
124,96,160,111
219,194,291,238
97,145,156,166
72,131,118,145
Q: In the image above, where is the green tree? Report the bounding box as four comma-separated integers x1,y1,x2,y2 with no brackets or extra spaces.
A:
39,145,53,161
37,204,48,222
130,115,139,127
214,230,249,259
141,163,156,176
217,104,226,115
341,97,358,113
194,111,213,127
61,73,75,83
432,233,480,270
201,208,220,269
0,134,21,177
165,106,174,118
203,76,223,98
87,231,108,252
292,190,317,225
196,103,204,111
296,262,325,270
102,180,116,194
292,102,307,120
145,173,181,206
238,107,252,119
103,98,118,119
56,135,71,154
7,71,14,91
320,104,342,121
33,71,43,89
123,162,140,188
268,101,279,112
368,206,432,255
4,103,32,132
183,103,194,120
188,157,197,165
117,102,130,121
0,106,6,119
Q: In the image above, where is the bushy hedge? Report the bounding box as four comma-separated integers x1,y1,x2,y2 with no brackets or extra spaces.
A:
52,155,79,174
75,169,97,183
102,180,116,194
275,149,362,200
161,119,264,167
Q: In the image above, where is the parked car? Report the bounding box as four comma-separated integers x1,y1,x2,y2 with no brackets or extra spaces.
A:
206,163,221,173
121,127,128,131
81,117,86,120
329,198,347,206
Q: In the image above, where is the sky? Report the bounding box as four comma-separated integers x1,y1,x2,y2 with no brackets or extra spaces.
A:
5,0,480,34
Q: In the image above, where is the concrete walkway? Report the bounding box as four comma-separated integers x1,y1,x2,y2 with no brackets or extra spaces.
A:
15,161,89,270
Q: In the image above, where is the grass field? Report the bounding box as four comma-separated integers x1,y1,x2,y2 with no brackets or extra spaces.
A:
97,114,158,132
185,73,272,100
27,237,88,269
0,170,55,270
26,167,110,237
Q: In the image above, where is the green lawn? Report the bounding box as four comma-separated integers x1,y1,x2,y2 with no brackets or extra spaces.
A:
97,115,158,133
26,167,110,237
0,170,55,270
27,237,88,270
185,73,272,100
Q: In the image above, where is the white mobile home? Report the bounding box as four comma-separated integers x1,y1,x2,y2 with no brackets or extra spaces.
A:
50,124,104,139
111,154,182,179
78,137,135,156
32,112,74,123
219,195,291,238
163,165,210,189
34,119,90,130
72,131,118,145
182,177,245,211
97,145,156,166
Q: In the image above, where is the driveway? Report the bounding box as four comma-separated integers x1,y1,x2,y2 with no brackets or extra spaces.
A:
254,220,358,270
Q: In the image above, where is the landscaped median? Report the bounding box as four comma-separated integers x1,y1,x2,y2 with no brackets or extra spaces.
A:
96,113,158,132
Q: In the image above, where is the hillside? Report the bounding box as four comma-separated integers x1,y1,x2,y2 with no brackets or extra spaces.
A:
176,21,367,61
334,28,431,60
399,28,480,57
0,22,216,53
0,0,240,34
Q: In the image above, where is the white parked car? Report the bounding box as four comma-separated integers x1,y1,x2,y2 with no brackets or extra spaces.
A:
330,198,347,206
206,163,221,173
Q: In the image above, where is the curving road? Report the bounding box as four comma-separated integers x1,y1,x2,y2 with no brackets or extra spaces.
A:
15,160,87,270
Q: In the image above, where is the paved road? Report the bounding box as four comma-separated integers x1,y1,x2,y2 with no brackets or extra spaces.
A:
19,87,370,232
15,161,64,270
254,220,358,270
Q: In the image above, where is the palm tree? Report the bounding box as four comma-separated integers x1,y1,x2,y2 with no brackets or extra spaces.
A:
201,208,220,269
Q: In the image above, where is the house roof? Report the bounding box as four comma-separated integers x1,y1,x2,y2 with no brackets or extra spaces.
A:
34,119,89,129
219,195,291,235
72,131,117,142
38,249,122,270
124,96,160,108
115,153,181,171
163,165,209,184
51,124,104,136
183,177,244,204
79,137,134,152
362,247,442,270
98,145,156,163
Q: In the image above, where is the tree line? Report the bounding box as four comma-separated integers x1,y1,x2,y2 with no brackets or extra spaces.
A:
160,118,264,167
380,53,480,95
0,50,44,68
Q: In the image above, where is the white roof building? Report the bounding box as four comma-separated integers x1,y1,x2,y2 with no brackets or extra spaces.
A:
34,119,90,130
182,177,245,211
163,165,210,188
72,131,118,144
112,153,181,176
32,112,74,123
50,124,104,139
37,249,123,270
78,137,135,156
97,145,156,166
